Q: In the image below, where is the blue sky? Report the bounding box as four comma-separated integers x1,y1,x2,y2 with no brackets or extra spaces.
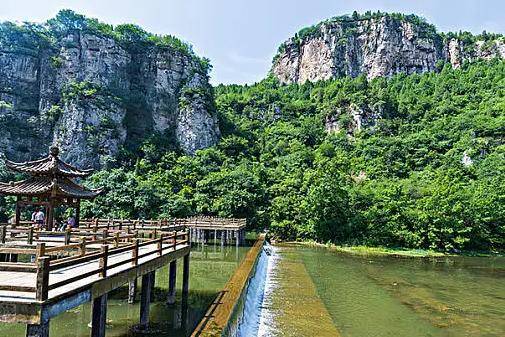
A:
1,1,504,84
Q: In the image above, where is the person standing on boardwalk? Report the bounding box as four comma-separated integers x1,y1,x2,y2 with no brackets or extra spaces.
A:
31,209,37,225
34,208,45,229
67,215,77,228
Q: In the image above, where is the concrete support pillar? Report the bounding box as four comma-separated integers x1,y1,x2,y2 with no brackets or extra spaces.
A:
139,272,154,329
167,260,177,305
182,254,190,302
128,279,137,304
91,294,107,337
26,321,50,337
150,270,156,302
220,230,224,249
235,230,239,248
214,229,217,244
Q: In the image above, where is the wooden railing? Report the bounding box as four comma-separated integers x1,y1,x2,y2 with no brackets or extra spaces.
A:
0,223,184,246
175,216,247,229
0,230,189,301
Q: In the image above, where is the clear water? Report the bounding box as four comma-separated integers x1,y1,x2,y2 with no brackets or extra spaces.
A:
259,245,505,337
0,243,251,337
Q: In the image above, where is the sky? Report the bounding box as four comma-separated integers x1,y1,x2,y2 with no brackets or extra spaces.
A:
1,0,504,85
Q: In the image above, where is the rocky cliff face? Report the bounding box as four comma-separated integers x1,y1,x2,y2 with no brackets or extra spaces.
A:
272,13,505,84
0,12,220,168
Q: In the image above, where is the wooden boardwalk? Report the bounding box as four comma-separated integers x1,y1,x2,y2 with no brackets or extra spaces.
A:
0,225,191,337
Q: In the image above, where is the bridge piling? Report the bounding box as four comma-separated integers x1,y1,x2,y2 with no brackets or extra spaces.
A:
167,260,177,305
91,294,107,337
139,271,154,330
150,270,156,302
128,279,137,304
26,321,49,337
182,253,190,302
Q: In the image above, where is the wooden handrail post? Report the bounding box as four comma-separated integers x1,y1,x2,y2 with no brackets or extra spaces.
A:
157,234,163,256
36,256,50,301
102,229,108,241
36,243,46,259
92,226,97,241
99,245,108,278
132,239,139,266
173,232,177,251
64,227,71,245
27,226,34,245
0,225,6,244
78,237,86,256
114,232,120,248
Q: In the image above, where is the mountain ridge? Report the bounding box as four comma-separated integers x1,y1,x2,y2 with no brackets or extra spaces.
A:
0,10,220,168
271,11,504,83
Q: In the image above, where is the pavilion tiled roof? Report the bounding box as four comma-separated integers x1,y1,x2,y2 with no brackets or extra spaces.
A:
4,147,93,178
0,176,102,199
0,146,102,199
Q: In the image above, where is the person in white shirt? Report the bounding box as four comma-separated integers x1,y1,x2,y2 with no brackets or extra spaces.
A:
31,210,37,224
34,208,45,228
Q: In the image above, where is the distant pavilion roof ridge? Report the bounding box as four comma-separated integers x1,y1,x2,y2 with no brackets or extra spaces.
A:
4,146,94,178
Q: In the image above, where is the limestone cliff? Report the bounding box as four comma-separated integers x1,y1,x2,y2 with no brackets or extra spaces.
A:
272,12,504,84
0,11,220,168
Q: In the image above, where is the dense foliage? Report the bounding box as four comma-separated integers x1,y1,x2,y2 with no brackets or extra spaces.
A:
73,60,504,252
0,38,502,251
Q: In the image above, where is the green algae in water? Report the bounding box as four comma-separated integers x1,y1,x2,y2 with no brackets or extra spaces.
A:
0,244,251,337
268,245,505,337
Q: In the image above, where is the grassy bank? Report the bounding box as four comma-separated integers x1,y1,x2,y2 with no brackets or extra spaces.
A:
275,241,503,258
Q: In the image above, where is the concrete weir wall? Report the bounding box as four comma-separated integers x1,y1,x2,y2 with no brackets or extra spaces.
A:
191,234,267,336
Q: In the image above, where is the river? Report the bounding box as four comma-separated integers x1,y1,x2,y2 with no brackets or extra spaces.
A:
257,244,505,337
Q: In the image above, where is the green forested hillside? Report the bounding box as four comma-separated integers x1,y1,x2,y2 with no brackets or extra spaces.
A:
2,60,503,252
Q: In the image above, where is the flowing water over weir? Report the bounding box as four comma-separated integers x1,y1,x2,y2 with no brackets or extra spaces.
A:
230,245,270,336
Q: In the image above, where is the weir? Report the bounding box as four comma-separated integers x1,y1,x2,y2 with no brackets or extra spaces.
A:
192,234,267,337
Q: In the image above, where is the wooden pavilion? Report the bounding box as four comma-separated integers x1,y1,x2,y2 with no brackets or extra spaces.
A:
0,146,102,230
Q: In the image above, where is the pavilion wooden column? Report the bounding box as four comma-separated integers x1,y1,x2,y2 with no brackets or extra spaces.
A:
75,202,81,228
46,198,55,231
14,196,21,227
